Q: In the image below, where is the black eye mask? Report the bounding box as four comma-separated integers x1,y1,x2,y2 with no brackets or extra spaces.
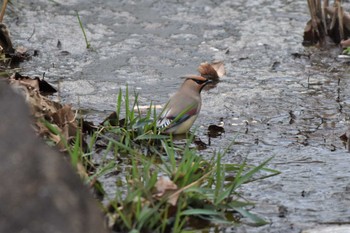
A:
191,78,208,85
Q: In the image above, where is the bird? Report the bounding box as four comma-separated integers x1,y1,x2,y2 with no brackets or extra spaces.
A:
157,75,212,134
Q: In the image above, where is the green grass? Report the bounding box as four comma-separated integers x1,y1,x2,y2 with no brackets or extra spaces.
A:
46,87,280,232
76,11,91,49
104,139,276,232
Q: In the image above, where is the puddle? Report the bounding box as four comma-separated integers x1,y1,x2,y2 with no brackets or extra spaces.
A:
7,0,350,232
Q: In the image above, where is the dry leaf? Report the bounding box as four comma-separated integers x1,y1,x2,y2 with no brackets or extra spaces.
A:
11,73,57,94
198,61,225,81
9,73,57,94
51,105,77,137
8,73,82,150
9,81,58,119
153,176,179,206
154,176,178,196
198,62,219,80
10,75,40,91
77,162,90,180
210,61,225,78
16,46,27,54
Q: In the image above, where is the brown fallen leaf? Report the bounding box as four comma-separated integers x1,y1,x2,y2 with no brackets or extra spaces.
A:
198,62,219,80
210,61,226,78
9,81,59,119
340,133,348,142
154,176,178,195
35,77,57,94
8,73,82,151
0,22,31,67
51,104,78,141
10,73,40,91
16,45,27,54
10,73,57,94
197,61,225,81
153,176,179,206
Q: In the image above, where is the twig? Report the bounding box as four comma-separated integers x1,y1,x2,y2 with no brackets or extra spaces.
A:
308,0,320,36
329,1,338,30
0,0,8,23
321,0,328,35
167,171,212,205
27,27,36,41
338,5,344,40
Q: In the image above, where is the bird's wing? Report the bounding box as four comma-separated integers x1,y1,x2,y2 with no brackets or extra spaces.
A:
157,96,199,130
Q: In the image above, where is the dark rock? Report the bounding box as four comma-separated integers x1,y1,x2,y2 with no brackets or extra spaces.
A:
0,80,109,233
0,23,15,54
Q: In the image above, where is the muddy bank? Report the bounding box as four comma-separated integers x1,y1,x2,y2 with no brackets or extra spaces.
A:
0,81,108,233
6,0,350,232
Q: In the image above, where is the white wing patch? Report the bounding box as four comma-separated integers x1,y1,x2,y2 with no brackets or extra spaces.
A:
157,108,173,129
157,117,172,129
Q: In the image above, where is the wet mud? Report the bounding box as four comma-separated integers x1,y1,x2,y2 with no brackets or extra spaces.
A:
8,0,350,232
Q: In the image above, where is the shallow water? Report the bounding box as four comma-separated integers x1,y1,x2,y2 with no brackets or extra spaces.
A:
8,0,350,232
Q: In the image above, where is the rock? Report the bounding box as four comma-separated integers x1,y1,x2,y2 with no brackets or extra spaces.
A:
0,80,109,233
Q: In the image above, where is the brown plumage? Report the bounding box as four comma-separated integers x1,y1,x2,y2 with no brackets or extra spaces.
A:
157,75,212,134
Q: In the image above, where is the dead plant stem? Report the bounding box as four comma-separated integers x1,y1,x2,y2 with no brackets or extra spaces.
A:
0,0,8,23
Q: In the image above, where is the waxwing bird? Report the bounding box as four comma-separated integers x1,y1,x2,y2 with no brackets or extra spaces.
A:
157,75,212,134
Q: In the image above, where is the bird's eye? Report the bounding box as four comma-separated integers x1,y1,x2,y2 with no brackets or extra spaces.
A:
192,79,206,84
